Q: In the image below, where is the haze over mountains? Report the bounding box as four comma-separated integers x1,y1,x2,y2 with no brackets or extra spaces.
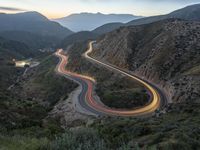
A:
54,13,142,32
93,4,200,34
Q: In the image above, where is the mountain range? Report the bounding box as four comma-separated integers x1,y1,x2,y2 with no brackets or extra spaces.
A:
59,4,200,47
0,11,73,38
53,13,142,32
93,4,200,35
1,4,199,50
127,3,200,26
0,11,73,50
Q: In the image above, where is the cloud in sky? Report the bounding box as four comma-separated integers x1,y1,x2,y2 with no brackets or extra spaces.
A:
0,6,27,11
81,0,200,2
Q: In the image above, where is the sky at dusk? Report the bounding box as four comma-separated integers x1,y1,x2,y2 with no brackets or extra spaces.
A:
0,0,199,19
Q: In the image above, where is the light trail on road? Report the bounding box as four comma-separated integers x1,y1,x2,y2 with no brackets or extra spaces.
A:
55,41,166,116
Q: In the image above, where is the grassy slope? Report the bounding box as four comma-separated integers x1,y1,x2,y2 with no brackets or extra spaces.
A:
92,103,200,150
3,102,196,150
21,55,78,106
0,54,77,150
0,37,40,59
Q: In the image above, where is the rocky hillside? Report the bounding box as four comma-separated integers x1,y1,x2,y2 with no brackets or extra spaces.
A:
91,19,200,103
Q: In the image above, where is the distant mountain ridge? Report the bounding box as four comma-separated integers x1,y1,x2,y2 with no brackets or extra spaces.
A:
127,3,200,26
54,12,143,32
0,11,74,50
0,11,73,39
93,4,200,35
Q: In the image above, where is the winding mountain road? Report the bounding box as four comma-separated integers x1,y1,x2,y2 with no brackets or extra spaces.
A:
55,41,167,116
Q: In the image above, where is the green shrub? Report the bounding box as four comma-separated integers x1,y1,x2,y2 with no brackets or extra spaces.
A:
50,128,106,150
0,135,49,150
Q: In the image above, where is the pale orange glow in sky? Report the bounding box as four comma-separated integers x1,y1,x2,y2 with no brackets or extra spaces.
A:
0,0,199,19
42,11,69,19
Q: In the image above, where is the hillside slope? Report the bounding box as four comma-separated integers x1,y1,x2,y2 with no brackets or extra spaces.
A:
0,31,59,50
60,31,99,48
93,22,124,35
0,37,38,60
91,19,200,103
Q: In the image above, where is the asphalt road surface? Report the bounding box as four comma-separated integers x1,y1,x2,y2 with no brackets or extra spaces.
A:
55,41,167,117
